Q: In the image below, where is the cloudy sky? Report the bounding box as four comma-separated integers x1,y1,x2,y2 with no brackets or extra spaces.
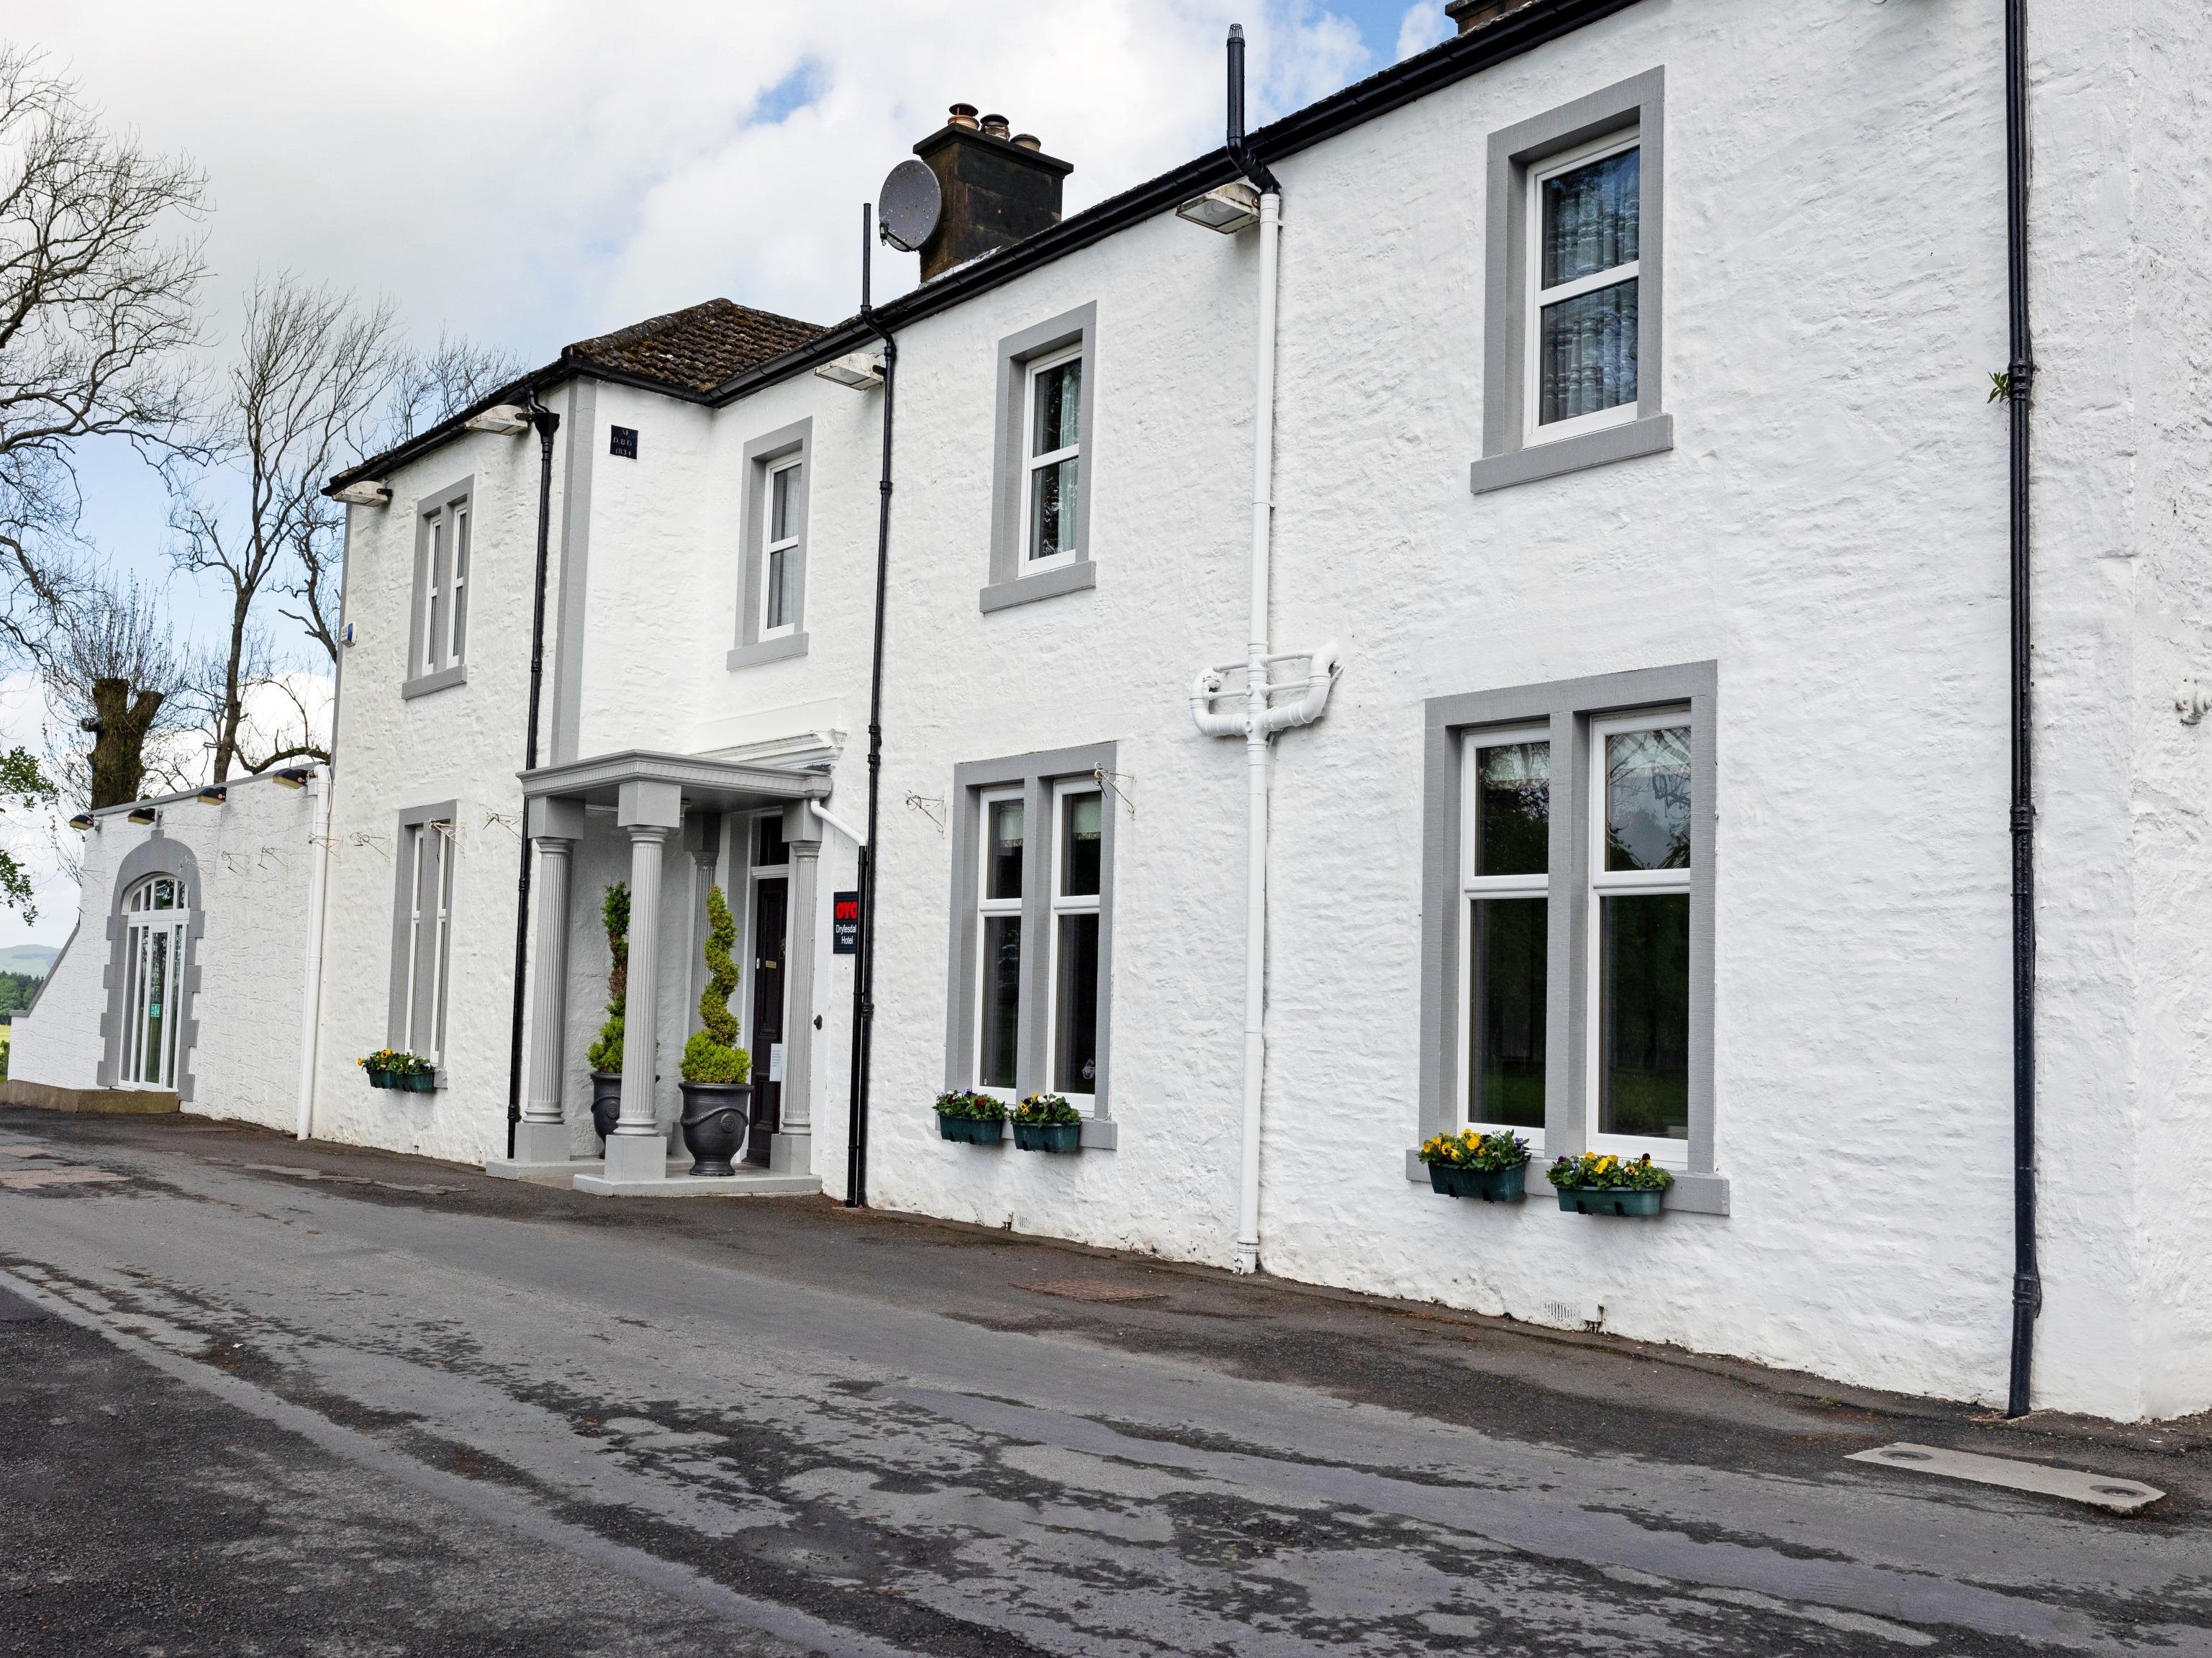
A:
0,0,1451,945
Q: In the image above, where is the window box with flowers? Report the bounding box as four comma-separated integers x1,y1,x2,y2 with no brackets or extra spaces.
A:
935,1090,1006,1145
1419,1129,1531,1202
1011,1094,1082,1154
1548,1151,1673,1216
359,1050,436,1092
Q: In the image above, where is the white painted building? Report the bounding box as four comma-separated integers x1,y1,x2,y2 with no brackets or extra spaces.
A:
20,0,2212,1422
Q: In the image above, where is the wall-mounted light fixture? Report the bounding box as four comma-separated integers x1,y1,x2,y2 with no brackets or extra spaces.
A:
1176,180,1261,233
196,786,227,806
271,766,315,790
67,812,94,831
332,479,391,507
464,404,531,435
814,353,884,390
126,806,158,825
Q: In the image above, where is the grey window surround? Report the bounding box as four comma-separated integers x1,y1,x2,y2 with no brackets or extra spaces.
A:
386,799,458,1087
404,477,473,699
982,303,1098,615
1472,68,1669,497
96,835,203,1100
728,418,812,669
945,740,1118,1148
550,379,598,765
1413,661,1724,1215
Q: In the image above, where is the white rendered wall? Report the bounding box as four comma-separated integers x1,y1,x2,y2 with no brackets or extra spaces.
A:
13,776,314,1131
307,0,2211,1418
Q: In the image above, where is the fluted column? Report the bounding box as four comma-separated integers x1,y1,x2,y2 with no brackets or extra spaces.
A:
604,779,684,1183
513,815,579,1162
771,804,821,1174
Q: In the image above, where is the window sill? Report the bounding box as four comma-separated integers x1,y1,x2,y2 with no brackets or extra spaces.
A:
402,664,467,699
1403,1146,1727,1214
979,559,1095,614
726,631,809,670
1079,1117,1116,1151
1469,412,1673,496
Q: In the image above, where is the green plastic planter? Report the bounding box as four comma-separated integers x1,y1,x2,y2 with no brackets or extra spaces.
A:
1556,1186,1664,1217
1012,1121,1081,1154
1427,1163,1527,1202
937,1114,1005,1145
367,1070,435,1093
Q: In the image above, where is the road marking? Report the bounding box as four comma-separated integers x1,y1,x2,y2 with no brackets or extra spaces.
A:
1847,1442,2164,1513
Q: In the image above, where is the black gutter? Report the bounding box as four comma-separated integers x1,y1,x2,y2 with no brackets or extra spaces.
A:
331,0,1642,497
847,208,896,1209
2003,0,2040,1420
504,389,562,1159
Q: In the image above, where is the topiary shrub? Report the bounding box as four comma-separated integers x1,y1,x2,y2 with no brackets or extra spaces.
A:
681,884,751,1085
586,882,629,1074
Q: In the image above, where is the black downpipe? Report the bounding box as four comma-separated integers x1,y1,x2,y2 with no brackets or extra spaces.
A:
2003,0,2040,1418
846,206,895,1208
504,389,562,1159
1225,24,1279,194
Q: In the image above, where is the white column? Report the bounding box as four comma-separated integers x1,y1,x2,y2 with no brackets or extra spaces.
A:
771,803,820,1174
604,779,684,1182
514,820,578,1163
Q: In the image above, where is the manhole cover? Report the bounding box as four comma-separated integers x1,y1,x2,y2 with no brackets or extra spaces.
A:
1018,1278,1166,1305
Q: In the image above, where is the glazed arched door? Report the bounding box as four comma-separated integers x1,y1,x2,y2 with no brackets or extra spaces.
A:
119,874,189,1090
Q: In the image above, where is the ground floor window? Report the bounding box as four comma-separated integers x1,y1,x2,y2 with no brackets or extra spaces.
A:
947,743,1118,1114
1420,665,1715,1185
388,802,458,1067
119,874,189,1089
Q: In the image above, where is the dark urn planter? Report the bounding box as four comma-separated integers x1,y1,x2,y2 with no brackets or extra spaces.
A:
589,1072,622,1143
1556,1186,1664,1217
679,1081,753,1177
1012,1121,1081,1154
1428,1162,1527,1202
937,1113,1005,1145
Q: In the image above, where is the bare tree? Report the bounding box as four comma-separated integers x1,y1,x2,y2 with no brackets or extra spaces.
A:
0,47,205,663
278,327,522,666
44,574,196,807
171,273,396,780
177,622,328,773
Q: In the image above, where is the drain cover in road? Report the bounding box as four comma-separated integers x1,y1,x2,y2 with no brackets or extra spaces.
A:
1019,1278,1166,1305
1848,1442,2163,1513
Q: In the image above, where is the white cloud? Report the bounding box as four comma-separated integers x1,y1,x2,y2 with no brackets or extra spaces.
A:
1395,1,1449,62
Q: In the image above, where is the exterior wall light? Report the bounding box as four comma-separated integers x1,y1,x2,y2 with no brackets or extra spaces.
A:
126,806,158,825
464,404,531,435
67,812,94,831
196,786,227,805
271,766,315,789
814,353,885,390
1175,181,1261,233
332,480,391,507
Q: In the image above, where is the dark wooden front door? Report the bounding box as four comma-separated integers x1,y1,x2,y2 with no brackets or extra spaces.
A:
748,877,787,1166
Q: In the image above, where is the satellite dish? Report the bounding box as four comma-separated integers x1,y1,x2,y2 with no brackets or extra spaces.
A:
877,159,941,253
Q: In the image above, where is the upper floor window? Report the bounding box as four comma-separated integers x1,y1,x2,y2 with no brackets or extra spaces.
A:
1024,348,1082,568
983,304,1097,614
405,481,471,699
1531,134,1638,443
729,420,812,669
1472,68,1670,496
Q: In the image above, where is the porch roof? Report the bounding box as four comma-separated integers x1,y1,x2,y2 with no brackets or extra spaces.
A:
519,749,833,815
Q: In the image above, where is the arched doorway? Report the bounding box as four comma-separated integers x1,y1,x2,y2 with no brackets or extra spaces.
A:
117,873,190,1089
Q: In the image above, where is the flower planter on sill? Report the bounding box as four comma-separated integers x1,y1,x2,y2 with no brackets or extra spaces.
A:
367,1070,435,1093
1428,1163,1526,1202
1556,1186,1664,1217
1012,1121,1081,1154
937,1114,1005,1146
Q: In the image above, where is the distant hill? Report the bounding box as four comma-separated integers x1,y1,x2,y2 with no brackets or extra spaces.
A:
0,945,57,979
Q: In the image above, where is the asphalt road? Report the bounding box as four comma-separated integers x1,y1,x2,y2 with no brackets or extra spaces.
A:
2,1106,2206,1657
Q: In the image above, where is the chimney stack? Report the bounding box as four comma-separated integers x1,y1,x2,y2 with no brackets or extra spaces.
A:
912,104,1072,281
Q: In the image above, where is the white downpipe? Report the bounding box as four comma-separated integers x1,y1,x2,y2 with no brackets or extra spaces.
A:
292,768,333,1141
808,798,866,846
1234,190,1284,1276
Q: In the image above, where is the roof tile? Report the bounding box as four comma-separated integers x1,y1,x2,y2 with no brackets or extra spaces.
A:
563,298,826,395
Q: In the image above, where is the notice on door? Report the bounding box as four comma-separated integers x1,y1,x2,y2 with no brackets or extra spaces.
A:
769,1043,787,1082
833,891,860,954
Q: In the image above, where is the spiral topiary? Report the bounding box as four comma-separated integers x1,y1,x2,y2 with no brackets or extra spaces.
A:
586,882,629,1074
681,884,751,1084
